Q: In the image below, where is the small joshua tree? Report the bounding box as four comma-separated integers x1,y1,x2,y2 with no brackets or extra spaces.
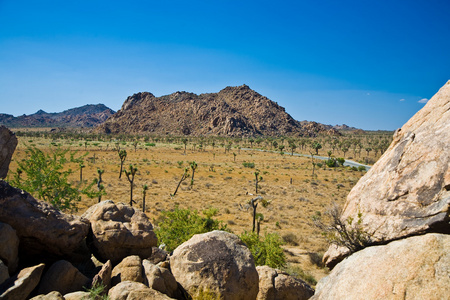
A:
124,165,138,206
96,168,105,203
118,149,127,178
172,167,190,196
190,161,197,187
142,184,148,212
254,170,260,194
79,162,85,182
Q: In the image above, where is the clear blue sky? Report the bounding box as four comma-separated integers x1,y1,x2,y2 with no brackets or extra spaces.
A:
1,0,449,130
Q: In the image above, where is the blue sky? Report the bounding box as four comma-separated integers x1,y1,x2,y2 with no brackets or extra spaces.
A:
1,0,449,130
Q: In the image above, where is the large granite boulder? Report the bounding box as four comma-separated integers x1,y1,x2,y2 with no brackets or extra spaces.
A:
170,230,259,300
111,255,144,287
37,260,90,295
108,281,149,300
0,181,90,263
256,265,314,300
0,222,19,274
312,233,450,300
82,201,157,265
0,263,45,300
92,260,112,291
0,126,17,179
142,259,180,299
324,80,450,267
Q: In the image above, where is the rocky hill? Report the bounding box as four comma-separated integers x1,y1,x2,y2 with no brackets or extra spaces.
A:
96,85,340,137
0,104,115,128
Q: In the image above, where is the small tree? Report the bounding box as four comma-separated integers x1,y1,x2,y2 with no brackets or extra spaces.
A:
79,162,85,182
190,161,197,187
311,142,322,155
233,152,237,162
142,184,148,212
132,141,139,152
124,165,137,206
250,196,263,233
254,170,260,194
182,138,188,155
96,168,105,203
172,167,190,196
118,149,127,179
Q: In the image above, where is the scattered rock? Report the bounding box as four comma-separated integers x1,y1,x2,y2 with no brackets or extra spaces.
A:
92,260,112,291
313,233,450,299
111,255,144,287
82,201,157,265
0,259,8,286
127,288,176,300
37,260,90,295
0,181,90,264
0,263,45,300
256,265,314,300
0,222,19,274
170,230,259,300
142,259,180,299
324,81,450,267
108,281,148,300
63,291,90,300
30,291,65,300
0,126,17,179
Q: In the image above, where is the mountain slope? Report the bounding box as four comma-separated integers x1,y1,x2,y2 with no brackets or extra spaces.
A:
96,85,339,137
0,104,115,128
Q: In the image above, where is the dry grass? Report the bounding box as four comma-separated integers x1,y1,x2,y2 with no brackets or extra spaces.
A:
8,136,369,283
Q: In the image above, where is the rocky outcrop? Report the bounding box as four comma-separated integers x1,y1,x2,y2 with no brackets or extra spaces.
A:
0,126,17,179
111,256,144,287
0,181,90,263
0,263,45,300
0,222,19,274
170,230,259,300
82,201,157,265
256,266,314,300
142,259,180,299
96,85,339,137
313,233,450,300
324,80,450,267
37,260,90,295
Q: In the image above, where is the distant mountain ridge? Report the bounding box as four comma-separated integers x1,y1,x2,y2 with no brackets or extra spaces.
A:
0,104,115,128
95,85,340,137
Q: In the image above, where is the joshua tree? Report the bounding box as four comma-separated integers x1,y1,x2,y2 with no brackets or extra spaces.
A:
190,161,198,187
250,196,262,233
79,162,85,182
233,152,237,162
309,151,316,177
182,138,188,155
142,184,148,212
254,170,260,194
124,165,138,206
256,213,264,236
132,141,139,152
118,149,127,178
289,141,297,156
311,142,322,155
248,138,254,148
96,168,105,203
172,167,190,196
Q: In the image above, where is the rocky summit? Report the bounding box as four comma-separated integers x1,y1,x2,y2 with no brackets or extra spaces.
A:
96,85,340,137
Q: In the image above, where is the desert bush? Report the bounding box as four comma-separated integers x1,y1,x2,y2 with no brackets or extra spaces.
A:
242,162,255,168
283,264,317,286
240,231,286,269
154,207,227,251
282,233,299,246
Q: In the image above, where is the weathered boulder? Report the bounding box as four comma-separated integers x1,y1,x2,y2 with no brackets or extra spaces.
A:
37,260,90,295
0,126,17,179
82,201,157,265
170,230,259,300
127,288,176,299
30,291,65,300
111,255,144,287
324,81,450,267
0,259,8,285
0,263,45,300
63,291,90,300
108,281,148,300
0,222,19,274
142,259,180,299
0,181,90,263
256,265,314,300
147,246,168,265
313,233,450,300
92,260,112,291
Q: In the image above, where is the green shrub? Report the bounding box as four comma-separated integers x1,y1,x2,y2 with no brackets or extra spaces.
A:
239,231,286,269
242,162,255,168
283,264,317,286
154,207,227,251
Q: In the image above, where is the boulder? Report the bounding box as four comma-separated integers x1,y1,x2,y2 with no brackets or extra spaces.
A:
0,222,19,274
82,201,157,265
111,255,144,287
170,230,259,300
0,126,17,179
127,288,176,300
142,259,180,299
108,281,148,300
0,181,90,264
63,291,90,300
0,263,45,300
147,246,168,265
313,233,450,300
324,81,450,267
256,265,314,300
92,260,112,291
30,291,65,300
37,260,90,295
0,259,8,285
